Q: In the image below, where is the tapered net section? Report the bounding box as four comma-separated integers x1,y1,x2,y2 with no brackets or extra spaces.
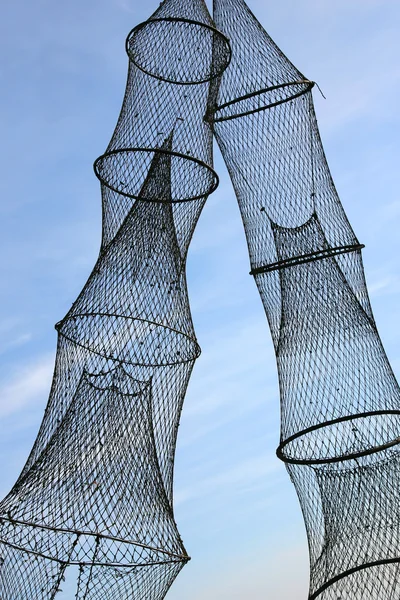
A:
211,0,311,121
213,91,372,329
0,368,190,597
289,449,400,599
21,139,201,502
213,0,400,598
274,215,400,463
0,372,183,558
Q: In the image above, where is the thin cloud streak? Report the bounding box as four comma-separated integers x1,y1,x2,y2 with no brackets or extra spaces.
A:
175,454,281,507
0,354,54,419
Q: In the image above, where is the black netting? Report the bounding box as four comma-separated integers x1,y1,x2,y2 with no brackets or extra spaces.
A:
0,0,229,597
3,0,399,597
211,0,312,122
211,0,373,331
289,451,400,599
76,561,184,600
97,0,230,249
211,0,400,598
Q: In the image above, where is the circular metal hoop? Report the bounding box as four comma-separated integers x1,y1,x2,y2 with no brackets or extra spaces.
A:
277,411,400,465
94,148,219,203
250,243,365,276
56,313,201,368
212,80,315,122
0,519,188,567
310,558,400,600
126,18,232,85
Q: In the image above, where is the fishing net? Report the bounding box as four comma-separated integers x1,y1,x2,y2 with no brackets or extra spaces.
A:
210,0,400,597
0,0,230,597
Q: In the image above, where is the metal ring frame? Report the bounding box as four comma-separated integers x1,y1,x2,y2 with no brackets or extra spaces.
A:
277,410,400,466
0,518,187,564
309,557,400,600
250,243,365,276
0,538,188,570
94,148,219,203
126,18,232,85
211,80,315,123
56,313,202,368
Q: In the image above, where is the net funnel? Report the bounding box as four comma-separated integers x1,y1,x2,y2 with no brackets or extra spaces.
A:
0,371,185,563
273,215,400,465
289,450,400,599
210,0,313,122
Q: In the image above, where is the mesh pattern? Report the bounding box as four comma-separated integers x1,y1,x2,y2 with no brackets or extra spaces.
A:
0,0,228,597
211,0,311,121
3,0,398,597
0,545,65,600
76,562,184,600
212,0,400,598
96,0,230,249
289,452,400,599
0,372,184,564
127,18,230,85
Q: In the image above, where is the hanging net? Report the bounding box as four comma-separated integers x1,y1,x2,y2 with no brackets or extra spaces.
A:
210,0,400,598
0,0,229,597
2,0,399,598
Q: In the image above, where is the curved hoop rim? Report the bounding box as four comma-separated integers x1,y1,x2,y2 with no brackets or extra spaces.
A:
0,537,188,569
250,244,365,276
0,518,188,563
309,557,400,600
94,147,219,203
126,17,232,85
211,80,315,123
56,312,202,368
277,410,400,465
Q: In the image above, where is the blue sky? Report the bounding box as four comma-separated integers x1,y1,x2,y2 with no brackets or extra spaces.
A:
0,0,399,598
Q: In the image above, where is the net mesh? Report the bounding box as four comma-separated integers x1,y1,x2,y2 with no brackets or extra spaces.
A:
2,0,399,597
0,0,229,597
211,0,400,597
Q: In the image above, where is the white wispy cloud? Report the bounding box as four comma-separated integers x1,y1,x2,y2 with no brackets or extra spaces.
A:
175,453,281,507
0,319,32,353
173,542,309,600
0,333,32,355
367,272,400,298
0,354,54,419
113,0,137,13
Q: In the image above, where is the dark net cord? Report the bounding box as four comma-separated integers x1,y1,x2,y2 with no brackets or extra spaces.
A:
211,0,400,598
0,1,229,598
